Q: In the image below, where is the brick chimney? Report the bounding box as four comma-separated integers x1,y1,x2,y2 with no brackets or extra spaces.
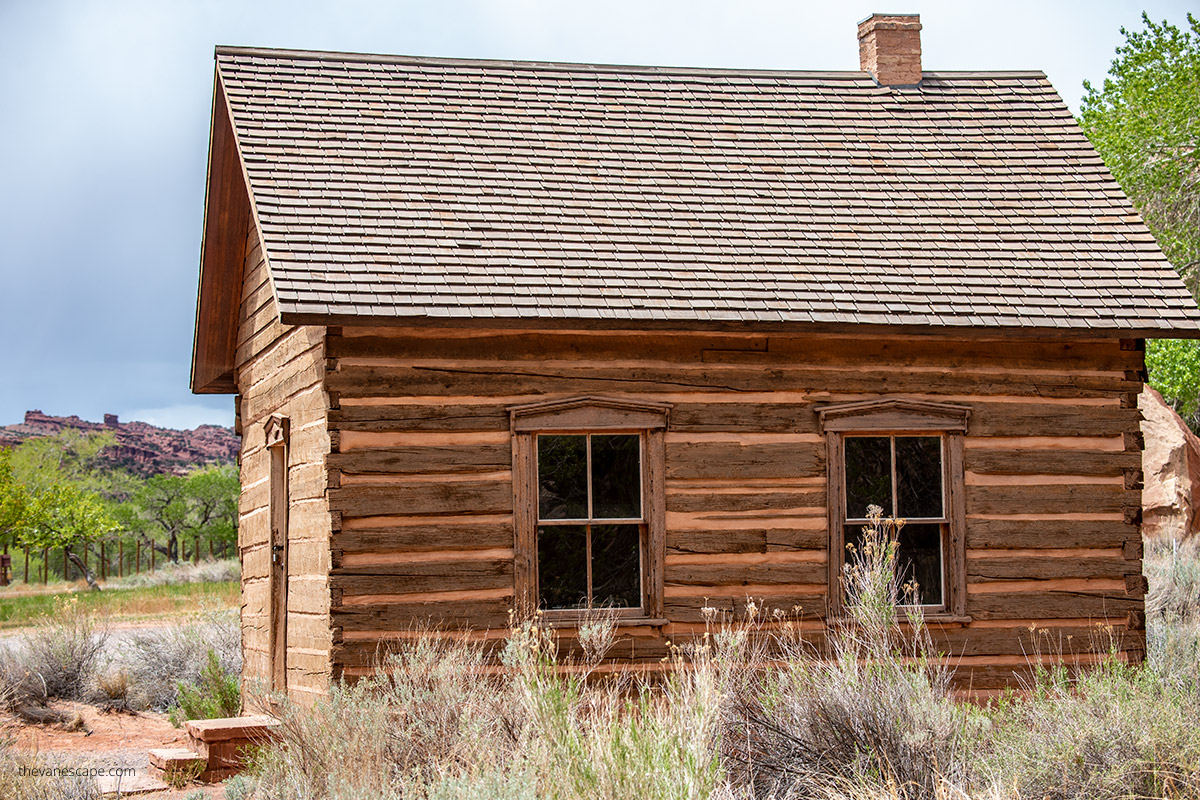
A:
858,13,922,86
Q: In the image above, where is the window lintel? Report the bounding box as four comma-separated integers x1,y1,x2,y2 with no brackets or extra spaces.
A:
817,398,971,433
509,395,672,433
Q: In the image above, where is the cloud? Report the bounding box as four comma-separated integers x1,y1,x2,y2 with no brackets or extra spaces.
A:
123,403,234,431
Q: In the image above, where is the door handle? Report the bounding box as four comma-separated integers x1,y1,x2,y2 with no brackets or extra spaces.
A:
272,544,285,565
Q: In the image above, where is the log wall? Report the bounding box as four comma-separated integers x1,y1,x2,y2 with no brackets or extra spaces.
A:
322,327,1147,689
234,220,332,705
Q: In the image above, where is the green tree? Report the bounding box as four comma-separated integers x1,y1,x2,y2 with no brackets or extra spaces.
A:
22,483,120,590
1146,339,1200,429
1081,13,1200,426
0,451,33,550
122,464,239,563
1080,12,1199,291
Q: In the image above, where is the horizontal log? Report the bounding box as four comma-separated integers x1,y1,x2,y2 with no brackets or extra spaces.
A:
665,561,826,586
966,591,1142,621
328,443,512,475
329,403,509,432
333,599,513,633
326,363,1138,401
964,518,1138,549
329,481,512,517
966,556,1131,581
966,449,1139,475
327,332,1139,372
665,442,824,480
666,489,824,514
334,520,514,553
968,403,1140,437
669,402,817,433
665,527,826,555
965,484,1134,515
332,560,513,595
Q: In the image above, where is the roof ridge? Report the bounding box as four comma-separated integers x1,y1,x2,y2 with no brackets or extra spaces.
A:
214,45,1043,80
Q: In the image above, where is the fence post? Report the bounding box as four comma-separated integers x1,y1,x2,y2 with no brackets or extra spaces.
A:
194,536,200,565
150,543,155,572
100,541,106,582
42,548,48,584
63,548,69,582
136,541,141,574
24,546,29,583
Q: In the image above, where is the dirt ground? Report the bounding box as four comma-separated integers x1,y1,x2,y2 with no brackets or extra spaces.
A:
4,700,236,798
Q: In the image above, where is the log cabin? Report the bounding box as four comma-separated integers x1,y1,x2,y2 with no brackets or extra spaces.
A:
191,15,1200,703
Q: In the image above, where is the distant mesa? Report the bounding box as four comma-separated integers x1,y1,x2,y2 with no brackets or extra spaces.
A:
0,409,239,476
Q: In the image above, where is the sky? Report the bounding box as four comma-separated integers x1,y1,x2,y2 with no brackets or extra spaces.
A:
0,0,1193,432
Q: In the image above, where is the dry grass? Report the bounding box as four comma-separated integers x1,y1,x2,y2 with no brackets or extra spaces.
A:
245,524,1200,800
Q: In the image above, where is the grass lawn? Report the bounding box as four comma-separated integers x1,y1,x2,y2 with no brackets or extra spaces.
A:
0,581,238,629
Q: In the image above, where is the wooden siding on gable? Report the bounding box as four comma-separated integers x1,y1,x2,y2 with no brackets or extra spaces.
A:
323,327,1147,687
234,219,333,704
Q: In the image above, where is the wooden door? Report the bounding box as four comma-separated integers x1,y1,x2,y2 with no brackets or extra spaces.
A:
266,418,290,694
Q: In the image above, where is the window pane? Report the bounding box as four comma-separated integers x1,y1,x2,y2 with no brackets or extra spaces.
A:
538,435,588,520
897,523,943,606
591,524,641,609
591,435,641,519
537,525,588,609
896,437,943,519
845,436,892,518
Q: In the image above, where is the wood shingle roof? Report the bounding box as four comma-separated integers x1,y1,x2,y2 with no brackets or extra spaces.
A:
205,46,1200,340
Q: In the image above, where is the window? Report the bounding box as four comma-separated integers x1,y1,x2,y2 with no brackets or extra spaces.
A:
537,434,642,610
510,396,670,622
819,399,970,618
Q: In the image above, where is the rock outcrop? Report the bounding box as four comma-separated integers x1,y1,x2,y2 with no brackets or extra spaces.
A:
0,410,238,476
1140,387,1200,540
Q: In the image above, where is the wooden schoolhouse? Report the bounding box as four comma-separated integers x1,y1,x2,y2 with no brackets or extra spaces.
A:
191,15,1200,702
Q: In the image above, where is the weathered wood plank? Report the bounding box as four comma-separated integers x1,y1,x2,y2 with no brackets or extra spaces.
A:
332,560,513,595
965,484,1133,515
964,518,1137,549
966,449,1139,475
665,442,824,480
334,600,513,632
966,591,1142,620
666,489,824,514
326,363,1138,401
966,556,1131,581
328,444,512,475
665,561,826,586
329,481,512,518
335,521,514,553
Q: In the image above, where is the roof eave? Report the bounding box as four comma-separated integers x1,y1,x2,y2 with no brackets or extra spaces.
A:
278,308,1200,340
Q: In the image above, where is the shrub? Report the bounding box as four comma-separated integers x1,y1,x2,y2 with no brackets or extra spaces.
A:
169,648,241,726
0,742,101,800
112,557,239,588
0,596,107,705
718,508,970,800
120,607,240,711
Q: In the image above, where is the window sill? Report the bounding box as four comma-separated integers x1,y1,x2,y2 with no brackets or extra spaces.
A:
540,616,669,630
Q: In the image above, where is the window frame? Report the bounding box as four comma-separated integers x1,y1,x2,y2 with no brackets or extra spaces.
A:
510,396,670,625
818,399,971,620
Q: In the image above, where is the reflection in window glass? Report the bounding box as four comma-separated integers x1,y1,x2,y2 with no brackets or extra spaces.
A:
590,524,641,607
845,436,891,518
538,435,587,519
896,523,943,606
537,526,588,609
896,437,943,519
843,522,944,607
591,435,641,519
